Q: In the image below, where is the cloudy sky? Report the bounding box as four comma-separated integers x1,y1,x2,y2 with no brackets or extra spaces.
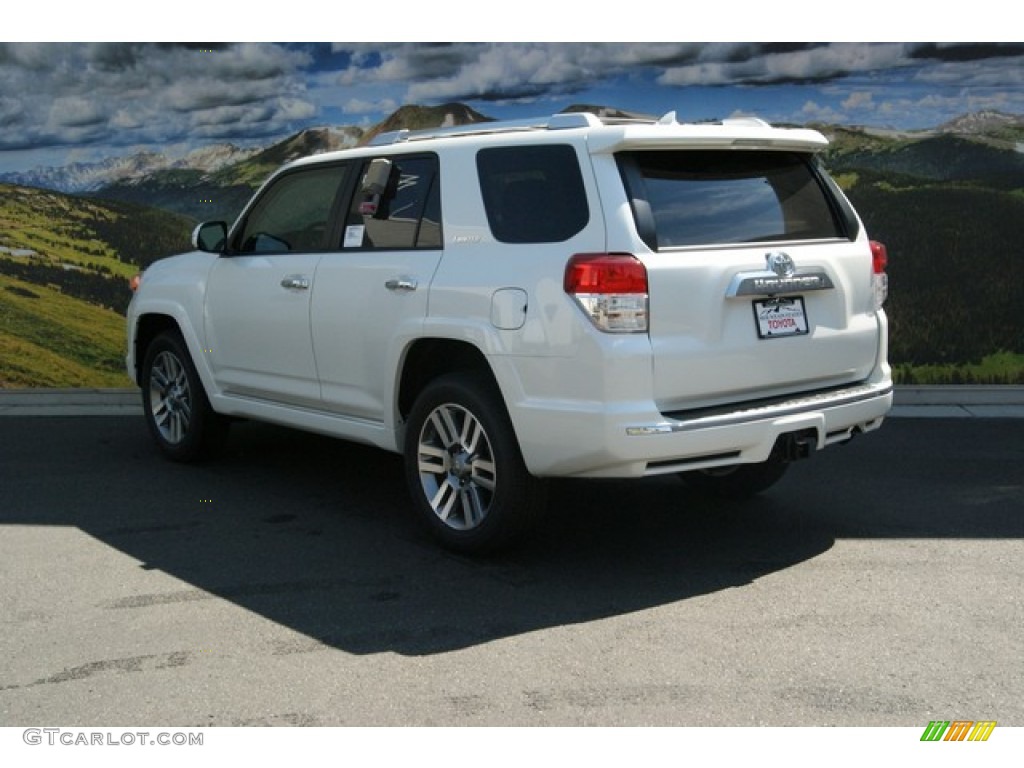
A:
1,40,1023,173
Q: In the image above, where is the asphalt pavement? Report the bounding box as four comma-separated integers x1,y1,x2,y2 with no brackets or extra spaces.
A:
0,393,1022,727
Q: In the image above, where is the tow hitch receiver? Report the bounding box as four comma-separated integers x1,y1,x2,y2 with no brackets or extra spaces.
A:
775,429,818,462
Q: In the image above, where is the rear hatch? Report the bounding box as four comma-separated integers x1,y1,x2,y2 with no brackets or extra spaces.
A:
611,133,881,413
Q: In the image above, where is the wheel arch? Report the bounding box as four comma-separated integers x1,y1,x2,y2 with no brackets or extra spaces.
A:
138,324,228,462
130,309,213,396
132,313,182,383
397,338,497,423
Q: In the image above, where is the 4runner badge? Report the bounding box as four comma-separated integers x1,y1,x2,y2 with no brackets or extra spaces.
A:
726,253,835,297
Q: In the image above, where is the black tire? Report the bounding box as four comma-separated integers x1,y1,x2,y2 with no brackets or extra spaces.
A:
140,330,227,462
679,456,789,499
403,373,546,554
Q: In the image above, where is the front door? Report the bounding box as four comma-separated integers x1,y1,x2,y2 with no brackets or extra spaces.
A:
204,163,351,407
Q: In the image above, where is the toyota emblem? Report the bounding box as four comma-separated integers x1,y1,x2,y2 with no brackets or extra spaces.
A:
766,251,796,277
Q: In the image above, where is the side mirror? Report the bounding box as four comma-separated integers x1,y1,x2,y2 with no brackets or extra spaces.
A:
360,158,392,195
357,158,393,218
192,221,227,253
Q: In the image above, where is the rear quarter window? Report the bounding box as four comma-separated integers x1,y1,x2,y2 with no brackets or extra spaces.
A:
477,144,589,243
617,150,847,249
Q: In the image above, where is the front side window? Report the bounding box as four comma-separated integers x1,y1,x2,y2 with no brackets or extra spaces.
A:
618,150,845,249
477,144,589,243
234,165,349,254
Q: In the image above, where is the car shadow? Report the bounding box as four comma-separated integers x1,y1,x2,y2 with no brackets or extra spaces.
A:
1,416,1021,657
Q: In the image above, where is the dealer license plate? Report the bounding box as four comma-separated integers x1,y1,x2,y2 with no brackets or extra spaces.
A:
753,297,809,339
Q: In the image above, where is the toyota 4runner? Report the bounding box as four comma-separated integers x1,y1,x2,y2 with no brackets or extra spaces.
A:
126,110,892,553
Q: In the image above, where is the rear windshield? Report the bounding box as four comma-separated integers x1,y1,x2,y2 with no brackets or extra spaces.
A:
617,150,846,249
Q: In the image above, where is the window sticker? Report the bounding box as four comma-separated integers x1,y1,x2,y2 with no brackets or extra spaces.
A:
343,225,366,248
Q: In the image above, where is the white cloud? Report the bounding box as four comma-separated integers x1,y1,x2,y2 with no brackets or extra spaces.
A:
0,43,322,154
913,58,1024,88
343,97,399,115
110,109,145,130
0,96,23,127
658,43,914,87
842,91,875,111
1,41,1023,171
47,96,106,128
337,43,708,102
800,100,846,124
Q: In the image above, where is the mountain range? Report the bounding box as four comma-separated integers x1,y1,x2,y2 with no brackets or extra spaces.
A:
2,143,259,194
0,107,479,195
1,103,1022,386
3,105,1022,197
818,112,1024,188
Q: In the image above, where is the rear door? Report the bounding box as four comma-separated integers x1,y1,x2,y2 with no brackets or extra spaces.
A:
311,153,444,421
616,148,880,412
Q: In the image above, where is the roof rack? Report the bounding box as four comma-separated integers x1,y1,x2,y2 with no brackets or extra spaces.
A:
367,111,653,147
365,110,781,147
654,111,772,129
721,115,772,128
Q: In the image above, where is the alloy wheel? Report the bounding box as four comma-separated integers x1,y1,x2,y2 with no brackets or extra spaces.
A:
415,402,497,530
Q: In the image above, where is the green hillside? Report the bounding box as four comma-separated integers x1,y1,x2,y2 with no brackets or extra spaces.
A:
844,176,1024,359
1,183,193,272
94,175,255,226
827,133,1024,190
0,183,191,387
819,118,1024,383
833,170,1024,384
0,272,130,387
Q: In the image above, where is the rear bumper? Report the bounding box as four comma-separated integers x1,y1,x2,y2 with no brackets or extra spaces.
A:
511,379,893,478
654,380,892,435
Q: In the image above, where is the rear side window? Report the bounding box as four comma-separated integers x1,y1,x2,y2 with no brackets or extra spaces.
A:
477,145,589,243
617,150,846,249
344,154,441,250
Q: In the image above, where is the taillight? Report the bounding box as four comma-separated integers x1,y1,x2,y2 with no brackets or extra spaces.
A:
129,273,142,293
870,240,888,273
564,253,648,332
870,240,888,309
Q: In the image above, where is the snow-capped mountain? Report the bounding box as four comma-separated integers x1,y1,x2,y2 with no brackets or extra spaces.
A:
938,110,1024,135
0,125,370,194
0,143,260,194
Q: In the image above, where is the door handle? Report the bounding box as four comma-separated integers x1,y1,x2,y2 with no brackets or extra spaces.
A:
385,278,418,292
280,276,310,290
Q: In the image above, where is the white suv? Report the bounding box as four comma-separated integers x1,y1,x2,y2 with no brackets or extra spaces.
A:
126,111,892,552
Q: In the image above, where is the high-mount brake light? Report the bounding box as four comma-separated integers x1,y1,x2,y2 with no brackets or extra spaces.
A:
870,240,888,309
564,253,649,333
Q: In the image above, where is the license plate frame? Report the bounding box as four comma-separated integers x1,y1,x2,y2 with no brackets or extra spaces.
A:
753,296,809,339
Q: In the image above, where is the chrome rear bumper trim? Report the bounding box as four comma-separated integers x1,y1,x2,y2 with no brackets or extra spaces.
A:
629,382,893,435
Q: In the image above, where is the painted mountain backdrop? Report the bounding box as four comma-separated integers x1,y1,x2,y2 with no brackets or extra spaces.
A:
1,103,1022,387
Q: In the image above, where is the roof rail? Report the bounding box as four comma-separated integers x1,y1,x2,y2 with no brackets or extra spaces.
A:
367,111,630,147
365,111,781,147
722,116,772,128
368,129,410,146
